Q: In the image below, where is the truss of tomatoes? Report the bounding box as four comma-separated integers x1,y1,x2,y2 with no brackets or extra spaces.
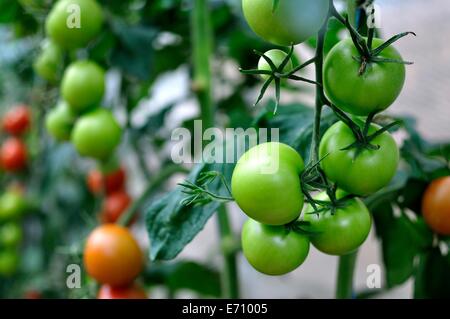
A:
231,0,419,276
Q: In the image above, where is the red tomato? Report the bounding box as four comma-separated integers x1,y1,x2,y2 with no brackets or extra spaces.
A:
97,284,147,299
24,290,42,299
2,105,31,135
0,137,27,171
87,166,126,195
100,191,132,224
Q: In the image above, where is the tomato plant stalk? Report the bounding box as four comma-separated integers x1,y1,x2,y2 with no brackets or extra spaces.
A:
191,0,240,298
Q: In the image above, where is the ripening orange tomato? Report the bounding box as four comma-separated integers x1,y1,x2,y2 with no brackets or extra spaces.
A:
83,224,143,287
99,191,131,224
422,176,450,235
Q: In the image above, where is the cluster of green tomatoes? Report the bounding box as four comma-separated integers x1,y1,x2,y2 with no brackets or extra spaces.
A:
34,0,122,163
232,0,406,275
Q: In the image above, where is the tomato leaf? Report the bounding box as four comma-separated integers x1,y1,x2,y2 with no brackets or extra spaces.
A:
145,161,235,261
143,261,221,297
254,101,337,160
414,248,450,298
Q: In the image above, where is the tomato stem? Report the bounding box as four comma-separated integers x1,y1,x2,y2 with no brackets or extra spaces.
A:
336,250,358,299
191,0,240,299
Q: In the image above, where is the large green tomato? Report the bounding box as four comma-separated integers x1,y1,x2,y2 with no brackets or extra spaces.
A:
71,108,122,160
0,249,19,277
302,192,372,255
45,0,104,50
0,222,22,248
319,121,399,196
33,39,63,83
0,190,27,222
241,218,310,275
45,101,76,141
61,60,105,113
324,38,406,116
232,142,304,225
242,0,329,46
257,49,293,81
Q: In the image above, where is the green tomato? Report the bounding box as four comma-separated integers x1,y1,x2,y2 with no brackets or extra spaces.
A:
242,0,329,46
45,0,104,50
0,190,27,222
0,222,22,248
0,249,19,277
232,142,304,225
71,108,122,160
45,101,77,141
33,39,63,83
302,192,372,255
61,60,105,113
319,121,399,196
324,38,406,116
241,218,310,275
257,49,293,80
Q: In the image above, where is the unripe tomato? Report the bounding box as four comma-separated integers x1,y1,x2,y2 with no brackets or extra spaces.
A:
257,49,293,80
324,38,406,116
2,105,31,135
303,192,372,255
61,60,105,113
422,176,450,235
87,166,126,195
232,142,304,225
45,0,104,50
242,0,329,46
100,191,131,224
84,224,143,286
33,39,63,83
97,284,147,299
241,218,310,275
71,108,122,160
45,102,76,141
0,249,19,277
0,222,22,248
319,121,399,196
0,137,27,172
0,189,27,221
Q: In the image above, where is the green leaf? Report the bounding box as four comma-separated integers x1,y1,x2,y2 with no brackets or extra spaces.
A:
143,261,221,297
145,161,235,261
372,203,433,288
0,0,19,23
414,248,450,298
254,101,337,160
109,19,156,80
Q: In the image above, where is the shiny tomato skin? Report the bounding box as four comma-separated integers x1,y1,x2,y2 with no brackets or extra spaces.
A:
97,284,147,299
0,137,27,172
45,0,104,50
319,121,399,196
324,38,406,116
84,224,143,286
303,192,372,255
242,0,330,46
2,105,31,135
232,142,305,226
71,108,122,160
61,60,105,113
241,218,310,275
422,176,450,235
257,49,293,80
45,102,76,141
